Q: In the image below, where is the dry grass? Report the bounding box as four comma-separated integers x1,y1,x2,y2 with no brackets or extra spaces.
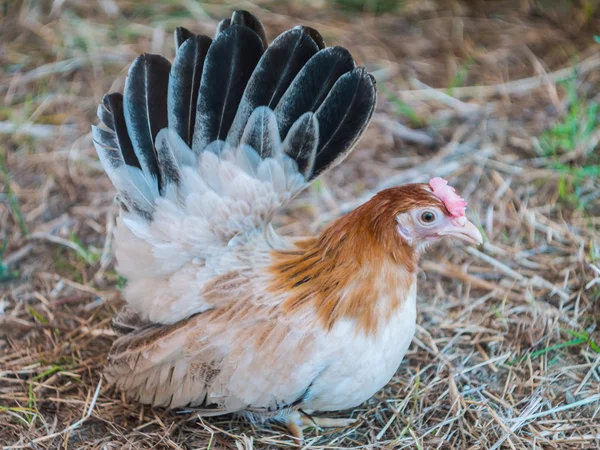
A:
1,0,600,448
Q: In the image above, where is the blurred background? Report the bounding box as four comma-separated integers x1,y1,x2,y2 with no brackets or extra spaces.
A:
1,1,599,448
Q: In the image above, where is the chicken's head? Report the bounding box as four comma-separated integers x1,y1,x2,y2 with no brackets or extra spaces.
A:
364,178,482,253
390,177,482,248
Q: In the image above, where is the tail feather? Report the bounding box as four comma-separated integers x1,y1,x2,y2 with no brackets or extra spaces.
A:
226,28,319,148
216,11,268,50
95,93,139,169
155,128,197,186
191,25,264,154
174,26,194,50
230,10,268,49
240,106,281,159
282,112,319,178
92,126,123,172
274,46,355,139
215,18,231,36
312,67,377,179
97,94,120,135
295,26,326,50
112,165,159,219
168,35,212,147
94,9,377,229
123,54,171,190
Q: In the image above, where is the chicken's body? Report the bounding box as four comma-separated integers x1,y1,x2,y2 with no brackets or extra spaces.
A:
303,282,417,413
107,194,418,414
94,10,482,438
108,259,416,415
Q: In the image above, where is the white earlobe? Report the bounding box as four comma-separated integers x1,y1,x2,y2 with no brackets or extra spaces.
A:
397,224,412,244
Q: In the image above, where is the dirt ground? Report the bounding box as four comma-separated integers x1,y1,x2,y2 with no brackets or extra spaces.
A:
1,0,600,448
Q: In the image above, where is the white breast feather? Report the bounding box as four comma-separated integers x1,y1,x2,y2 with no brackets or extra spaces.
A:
305,280,417,412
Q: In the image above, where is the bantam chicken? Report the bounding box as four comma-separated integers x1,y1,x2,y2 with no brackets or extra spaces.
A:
93,10,483,440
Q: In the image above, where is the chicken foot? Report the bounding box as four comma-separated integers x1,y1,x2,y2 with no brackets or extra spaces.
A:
286,410,357,443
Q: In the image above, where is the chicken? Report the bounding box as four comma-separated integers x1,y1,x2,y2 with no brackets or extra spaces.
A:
92,10,483,441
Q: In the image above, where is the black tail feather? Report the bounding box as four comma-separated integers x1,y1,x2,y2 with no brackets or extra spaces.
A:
168,35,212,147
231,10,268,49
174,27,194,50
311,67,377,179
295,26,326,50
240,107,281,159
191,25,264,154
274,46,355,140
226,28,319,147
123,53,171,189
282,112,318,177
216,11,268,50
96,93,139,169
91,126,123,171
215,18,231,36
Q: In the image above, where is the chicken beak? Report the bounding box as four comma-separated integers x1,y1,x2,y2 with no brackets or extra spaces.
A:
439,216,483,245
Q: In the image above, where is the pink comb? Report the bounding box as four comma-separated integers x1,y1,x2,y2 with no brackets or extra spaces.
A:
429,177,467,217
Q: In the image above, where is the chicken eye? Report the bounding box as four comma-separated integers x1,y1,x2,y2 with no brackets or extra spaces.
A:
420,211,436,223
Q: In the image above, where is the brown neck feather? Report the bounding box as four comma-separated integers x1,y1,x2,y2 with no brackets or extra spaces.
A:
269,190,421,336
